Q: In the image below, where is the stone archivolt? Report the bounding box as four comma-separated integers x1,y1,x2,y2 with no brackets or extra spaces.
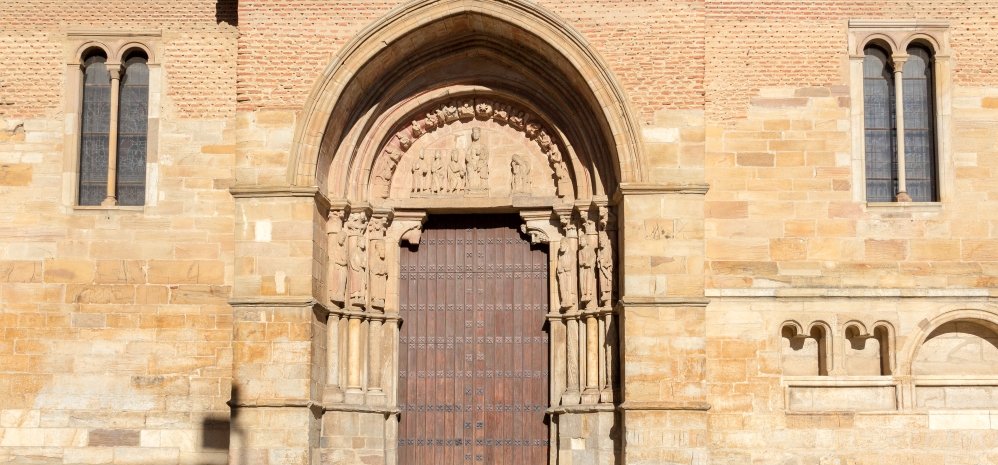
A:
370,97,573,200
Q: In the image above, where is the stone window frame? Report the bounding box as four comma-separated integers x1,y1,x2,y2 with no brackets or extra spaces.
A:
62,30,162,210
848,20,952,208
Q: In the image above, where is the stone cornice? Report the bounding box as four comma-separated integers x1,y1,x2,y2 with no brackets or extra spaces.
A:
228,297,319,307
617,401,711,412
614,182,709,201
847,19,949,30
229,185,332,213
619,296,710,308
705,288,992,298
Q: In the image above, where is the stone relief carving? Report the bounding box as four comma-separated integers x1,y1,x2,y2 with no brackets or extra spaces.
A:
448,149,465,192
578,218,598,310
374,97,573,199
430,150,447,194
367,213,391,311
466,127,490,192
557,239,577,312
345,211,369,310
597,205,614,308
411,150,431,194
510,153,531,194
328,209,349,306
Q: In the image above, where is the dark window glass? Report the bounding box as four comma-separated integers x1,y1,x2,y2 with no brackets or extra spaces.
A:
903,45,937,202
116,54,149,206
863,46,897,202
79,53,110,205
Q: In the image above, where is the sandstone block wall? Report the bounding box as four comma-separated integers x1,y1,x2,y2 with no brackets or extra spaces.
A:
0,1,237,463
1,0,998,464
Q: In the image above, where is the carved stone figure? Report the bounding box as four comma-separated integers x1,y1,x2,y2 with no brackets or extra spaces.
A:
440,103,458,124
329,213,349,306
548,146,571,198
368,216,389,311
493,102,510,124
475,100,493,120
458,100,475,120
510,153,530,194
412,150,431,194
525,122,541,139
431,150,447,193
557,240,576,311
536,130,554,152
597,209,614,307
345,213,369,310
448,148,465,192
509,110,526,130
578,224,597,310
410,119,425,138
396,133,413,151
466,128,489,191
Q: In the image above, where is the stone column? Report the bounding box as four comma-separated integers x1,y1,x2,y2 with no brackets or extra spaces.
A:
556,208,581,405
325,204,348,403
892,54,912,202
101,64,121,206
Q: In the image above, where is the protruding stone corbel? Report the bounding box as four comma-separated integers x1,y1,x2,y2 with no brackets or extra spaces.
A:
518,208,561,245
391,209,428,246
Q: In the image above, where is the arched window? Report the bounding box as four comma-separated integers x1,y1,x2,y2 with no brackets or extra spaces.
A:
75,47,150,207
902,44,937,202
862,42,939,202
862,45,896,202
79,49,111,206
116,51,149,206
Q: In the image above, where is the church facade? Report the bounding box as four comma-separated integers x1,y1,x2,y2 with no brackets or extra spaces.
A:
1,1,997,464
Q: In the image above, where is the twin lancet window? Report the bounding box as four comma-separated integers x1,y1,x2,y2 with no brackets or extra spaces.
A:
79,48,149,206
862,42,938,202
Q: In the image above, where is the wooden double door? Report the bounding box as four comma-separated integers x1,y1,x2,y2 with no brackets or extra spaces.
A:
398,215,550,465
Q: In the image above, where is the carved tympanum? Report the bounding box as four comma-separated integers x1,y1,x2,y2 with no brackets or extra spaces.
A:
375,97,572,199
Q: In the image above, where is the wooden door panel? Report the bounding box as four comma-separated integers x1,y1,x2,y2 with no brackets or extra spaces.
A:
399,215,549,465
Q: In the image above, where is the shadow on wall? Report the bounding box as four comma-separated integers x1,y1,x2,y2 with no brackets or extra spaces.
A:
216,0,237,26
199,386,239,465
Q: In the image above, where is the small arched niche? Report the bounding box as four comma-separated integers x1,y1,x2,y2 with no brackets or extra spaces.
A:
912,318,998,376
781,322,829,376
844,322,893,376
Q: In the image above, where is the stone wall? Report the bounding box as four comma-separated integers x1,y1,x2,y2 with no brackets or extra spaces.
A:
0,1,236,463
1,0,998,464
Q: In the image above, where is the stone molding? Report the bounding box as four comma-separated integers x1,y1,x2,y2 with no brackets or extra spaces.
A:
613,182,710,202
619,296,711,307
706,288,991,298
286,0,645,188
229,185,332,213
617,401,712,411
